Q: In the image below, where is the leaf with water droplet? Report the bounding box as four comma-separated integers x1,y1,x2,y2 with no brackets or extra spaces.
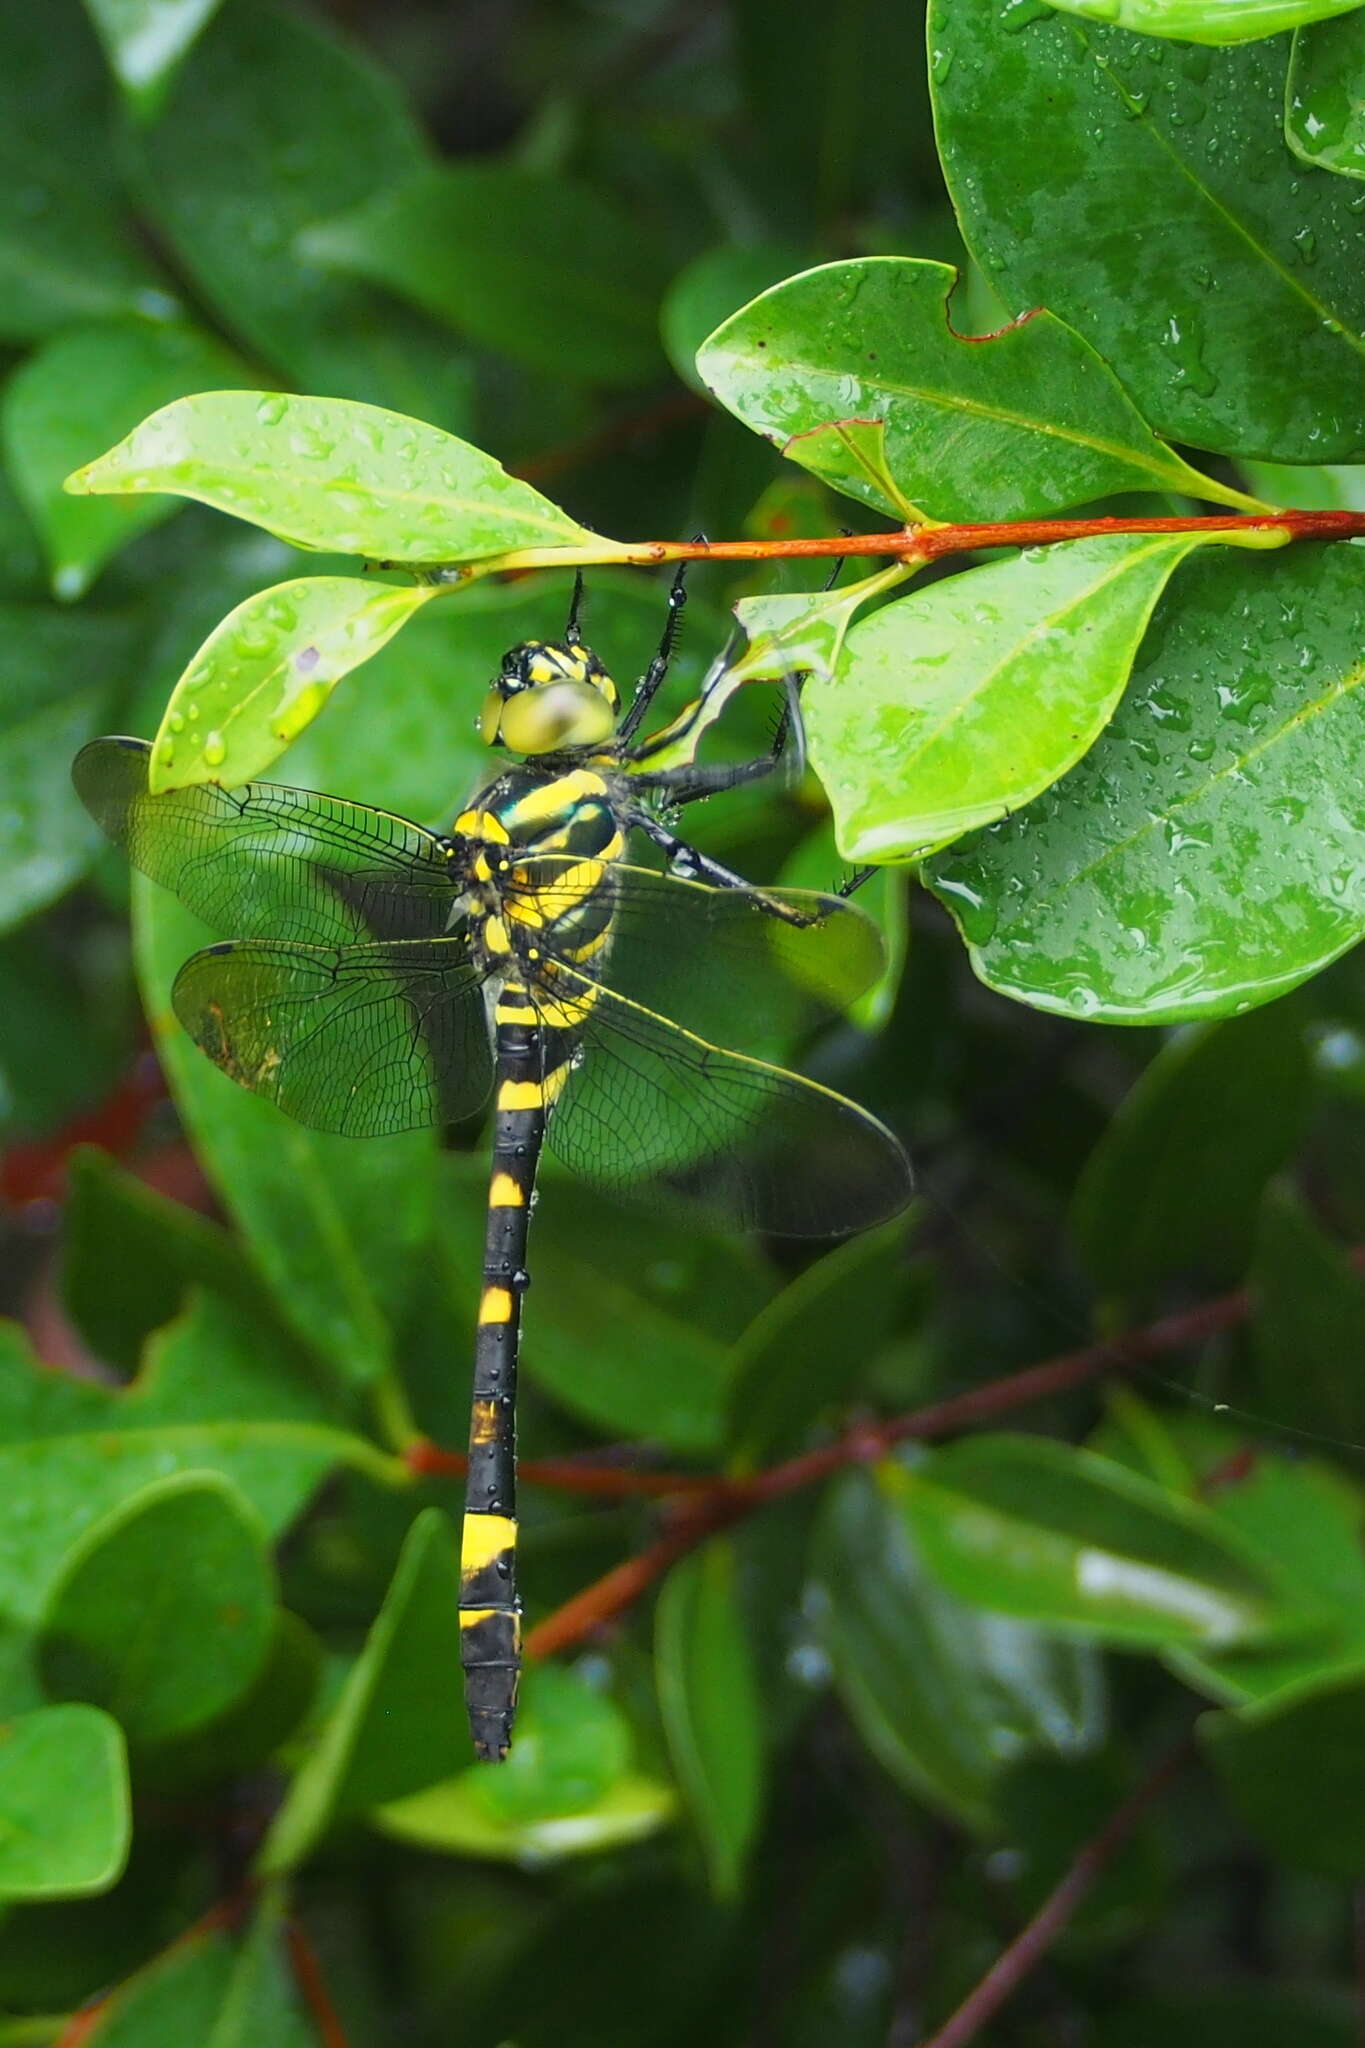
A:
149,576,443,790
1286,11,1365,182
923,543,1365,1021
65,391,596,563
931,0,1365,458
698,258,1251,520
1047,0,1363,43
807,529,1242,863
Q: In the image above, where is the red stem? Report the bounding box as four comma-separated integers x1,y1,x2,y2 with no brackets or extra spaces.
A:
913,1739,1193,2048
285,1919,352,2048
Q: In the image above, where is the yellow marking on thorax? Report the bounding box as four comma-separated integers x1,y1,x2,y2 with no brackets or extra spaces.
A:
530,984,599,1031
497,1078,543,1112
494,1000,538,1027
504,769,609,830
462,1512,517,1574
562,925,613,965
482,916,511,955
488,1171,525,1207
453,807,511,843
479,1286,513,1324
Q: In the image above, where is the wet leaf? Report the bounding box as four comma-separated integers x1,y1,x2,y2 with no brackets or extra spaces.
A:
375,1664,674,1864
66,391,593,564
0,1705,129,1899
1070,1005,1313,1295
655,1539,764,1898
1287,11,1365,180
923,544,1365,1022
887,1436,1306,1649
0,603,136,933
147,576,442,791
81,0,224,110
698,258,1246,519
39,1472,275,1744
303,165,667,387
2,320,248,598
135,881,438,1387
259,1509,467,1875
1202,1664,1365,1876
1240,458,1365,510
662,242,811,392
931,0,1365,459
1047,0,1365,46
809,531,1244,863
813,1470,1105,1829
123,0,473,427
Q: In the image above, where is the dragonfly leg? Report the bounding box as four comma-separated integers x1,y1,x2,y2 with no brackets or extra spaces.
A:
625,810,818,925
618,555,694,745
633,671,805,807
837,864,878,899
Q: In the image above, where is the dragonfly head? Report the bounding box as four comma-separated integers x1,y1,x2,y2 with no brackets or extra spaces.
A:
480,638,620,756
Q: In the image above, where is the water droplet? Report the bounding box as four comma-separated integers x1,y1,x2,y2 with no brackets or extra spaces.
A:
930,43,954,78
203,731,227,767
255,395,288,426
1292,226,1317,266
168,711,185,733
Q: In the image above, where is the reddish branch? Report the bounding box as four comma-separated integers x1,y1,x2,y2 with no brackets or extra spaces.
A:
628,508,1365,565
914,1737,1194,2048
408,1254,1365,1659
285,1919,353,2048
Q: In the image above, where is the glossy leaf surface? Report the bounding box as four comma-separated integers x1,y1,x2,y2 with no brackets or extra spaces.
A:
0,1704,129,1899
889,1437,1303,1648
808,531,1234,863
1287,11,1365,179
3,320,248,598
1047,0,1365,44
304,166,668,387
924,544,1365,1021
656,1540,764,1898
931,0,1365,459
260,1510,467,1874
81,0,224,107
39,1471,274,1744
67,391,592,562
813,1471,1104,1829
699,258,1242,518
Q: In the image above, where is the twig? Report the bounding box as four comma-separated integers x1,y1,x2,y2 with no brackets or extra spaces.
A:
912,1738,1193,2048
285,1919,352,2048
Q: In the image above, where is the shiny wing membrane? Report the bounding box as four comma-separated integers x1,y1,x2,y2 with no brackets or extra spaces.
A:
72,736,457,945
546,966,912,1239
172,936,492,1136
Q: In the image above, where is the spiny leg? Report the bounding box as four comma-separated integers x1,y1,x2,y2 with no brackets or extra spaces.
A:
565,569,586,646
618,556,693,746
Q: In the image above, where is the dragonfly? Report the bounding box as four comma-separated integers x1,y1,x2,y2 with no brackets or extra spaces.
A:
73,570,913,1761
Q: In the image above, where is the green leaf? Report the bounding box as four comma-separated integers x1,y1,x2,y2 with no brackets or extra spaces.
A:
0,1705,129,1899
1251,1182,1365,1439
1287,12,1365,179
1202,1665,1365,1876
813,1471,1104,1830
302,165,667,387
887,1436,1305,1648
135,879,437,1387
930,0,1365,460
810,531,1241,864
923,544,1365,1022
698,259,1248,519
726,1218,910,1464
147,576,442,791
74,1928,237,2045
2,320,249,599
149,1609,322,1790
1070,1005,1313,1296
0,1302,356,1630
81,0,224,110
655,1539,764,1899
259,1509,467,1875
39,1472,274,1745
0,603,137,933
1046,0,1365,46
67,391,593,564
1240,458,1365,510
662,242,810,393
205,1886,312,2048
123,0,472,427
375,1664,674,1865
0,2,175,341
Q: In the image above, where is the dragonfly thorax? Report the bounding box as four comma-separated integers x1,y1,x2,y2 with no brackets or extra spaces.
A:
478,635,620,756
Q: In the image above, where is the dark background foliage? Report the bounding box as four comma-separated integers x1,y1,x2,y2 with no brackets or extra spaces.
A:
1,1,1364,2043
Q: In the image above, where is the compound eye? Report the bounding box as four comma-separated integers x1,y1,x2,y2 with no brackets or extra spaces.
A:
478,688,506,748
498,679,615,756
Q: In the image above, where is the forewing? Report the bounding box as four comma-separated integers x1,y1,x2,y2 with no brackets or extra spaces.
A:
172,936,492,1136
73,736,458,945
509,858,886,1055
545,970,911,1238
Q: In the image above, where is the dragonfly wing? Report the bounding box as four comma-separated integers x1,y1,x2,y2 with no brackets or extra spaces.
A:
73,736,458,945
172,936,492,1136
509,858,887,1055
544,970,911,1238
